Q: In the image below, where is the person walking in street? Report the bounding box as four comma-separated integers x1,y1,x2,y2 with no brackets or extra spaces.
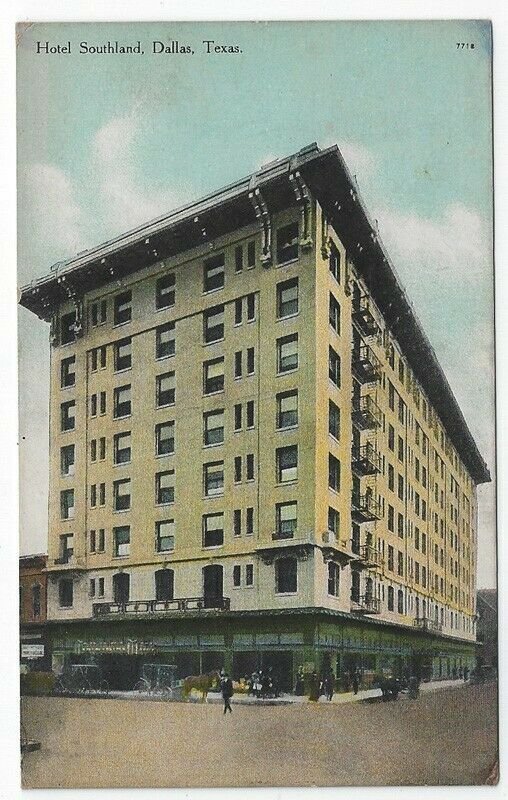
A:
308,671,320,702
324,670,334,701
221,671,233,714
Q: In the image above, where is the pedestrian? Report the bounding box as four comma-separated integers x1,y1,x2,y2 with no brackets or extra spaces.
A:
324,670,334,701
221,671,233,714
352,669,360,695
308,671,320,702
295,667,305,696
463,665,469,682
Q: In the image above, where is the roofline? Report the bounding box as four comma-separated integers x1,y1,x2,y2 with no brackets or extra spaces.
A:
18,142,490,484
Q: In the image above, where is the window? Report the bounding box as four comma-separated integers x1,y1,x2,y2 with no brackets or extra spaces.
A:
387,545,394,571
234,456,242,483
233,565,241,587
329,243,340,282
114,290,132,325
277,278,298,318
99,437,106,460
90,484,97,508
276,445,298,483
235,245,243,273
91,439,98,463
203,305,224,343
275,502,297,539
247,294,256,321
388,464,394,491
234,509,242,536
388,344,395,370
329,294,341,334
99,391,106,415
156,371,175,406
234,351,242,378
246,507,254,535
276,222,299,264
328,562,340,597
204,461,224,496
156,322,176,359
328,454,340,492
114,385,131,418
277,334,298,373
398,474,404,501
60,312,76,345
61,400,75,431
328,507,340,537
398,358,405,384
247,347,255,375
155,569,174,601
329,400,340,439
246,453,255,481
275,557,297,593
156,470,175,504
388,424,395,451
60,489,75,520
60,444,75,477
114,526,130,557
90,530,96,553
247,240,256,267
203,253,225,292
398,436,404,462
156,520,175,552
328,346,341,387
235,298,242,325
388,381,395,411
421,532,427,555
246,400,255,428
61,356,76,388
114,431,131,464
203,410,224,446
397,551,404,576
90,299,107,327
114,479,131,511
387,585,394,611
90,579,96,598
98,529,105,552
246,564,254,586
156,421,175,455
203,358,224,394
59,533,74,562
277,391,298,429
203,513,224,547
114,338,132,371
90,394,98,417
398,397,405,425
32,584,41,618
156,273,175,309
397,589,404,614
397,513,404,539
388,505,394,532
234,404,242,431
59,579,73,607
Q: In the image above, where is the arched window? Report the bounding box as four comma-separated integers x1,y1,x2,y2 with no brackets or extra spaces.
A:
155,569,174,602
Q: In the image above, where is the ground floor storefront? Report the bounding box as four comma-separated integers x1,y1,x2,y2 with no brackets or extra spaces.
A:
46,609,477,692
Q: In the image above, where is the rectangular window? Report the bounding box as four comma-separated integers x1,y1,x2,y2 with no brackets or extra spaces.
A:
91,439,97,462
277,278,298,318
397,513,404,539
246,564,254,586
388,464,394,491
98,529,105,552
276,501,297,539
113,385,131,418
98,577,105,597
276,391,298,429
328,507,340,537
246,453,255,481
203,410,224,446
60,444,75,477
156,273,175,309
61,400,76,431
90,299,107,327
203,305,224,343
398,474,404,501
234,456,242,483
156,421,175,455
328,562,340,597
114,290,132,326
61,356,76,388
388,545,394,571
156,322,176,359
276,222,299,264
114,525,130,557
60,312,76,345
398,397,405,425
247,347,255,375
204,461,224,497
329,294,341,334
275,557,297,593
277,334,298,373
233,509,242,536
329,243,340,282
114,338,132,371
234,298,242,325
235,245,243,273
277,445,298,483
247,240,256,268
203,358,224,395
114,431,131,464
328,454,340,492
114,479,131,511
246,400,255,428
234,350,242,378
60,489,75,520
329,400,340,439
388,381,395,411
234,403,242,431
328,346,341,387
397,551,404,576
90,530,96,553
99,437,106,460
398,358,405,384
156,470,175,505
233,565,241,587
59,579,73,607
90,484,97,508
203,253,225,292
99,391,106,415
247,294,256,321
246,507,254,535
156,371,176,406
388,505,394,532
388,424,395,451
203,513,224,547
90,578,96,598
156,520,175,552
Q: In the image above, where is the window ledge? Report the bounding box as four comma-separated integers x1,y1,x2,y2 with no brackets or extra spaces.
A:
203,338,225,347
113,321,132,329
202,287,224,297
276,312,299,323
276,368,299,377
203,442,224,450
156,353,176,361
155,452,175,459
113,414,132,421
275,592,298,597
114,367,132,375
276,258,299,269
203,390,225,399
155,305,175,313
275,425,299,433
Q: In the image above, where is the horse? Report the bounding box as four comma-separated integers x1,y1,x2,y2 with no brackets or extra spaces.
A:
183,670,221,702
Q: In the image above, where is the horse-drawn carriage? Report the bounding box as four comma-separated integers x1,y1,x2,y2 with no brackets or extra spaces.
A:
133,663,182,699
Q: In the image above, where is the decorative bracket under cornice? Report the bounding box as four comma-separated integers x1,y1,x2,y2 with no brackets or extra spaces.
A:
57,275,84,338
289,163,313,250
256,542,313,566
248,178,272,267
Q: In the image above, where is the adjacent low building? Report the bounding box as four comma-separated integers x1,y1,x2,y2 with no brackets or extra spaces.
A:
20,554,50,671
19,142,489,690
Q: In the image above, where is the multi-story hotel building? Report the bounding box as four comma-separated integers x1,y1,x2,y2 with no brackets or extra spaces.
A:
20,143,490,690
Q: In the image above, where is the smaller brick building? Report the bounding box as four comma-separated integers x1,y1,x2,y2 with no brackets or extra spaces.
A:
20,554,50,670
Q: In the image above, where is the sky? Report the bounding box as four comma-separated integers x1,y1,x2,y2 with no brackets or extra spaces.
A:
16,19,496,586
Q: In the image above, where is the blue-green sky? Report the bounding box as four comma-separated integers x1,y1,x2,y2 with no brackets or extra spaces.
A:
17,20,495,585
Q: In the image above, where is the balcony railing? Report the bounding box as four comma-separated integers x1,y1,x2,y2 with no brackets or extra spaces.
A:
92,596,231,617
352,544,382,569
351,443,382,476
352,344,382,384
352,295,379,337
413,616,443,633
351,492,383,523
352,395,382,430
351,594,381,614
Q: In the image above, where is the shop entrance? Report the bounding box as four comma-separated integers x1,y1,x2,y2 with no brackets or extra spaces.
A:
232,651,258,680
260,650,293,691
99,655,142,690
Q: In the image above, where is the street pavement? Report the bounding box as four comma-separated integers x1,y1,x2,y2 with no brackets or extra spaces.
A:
21,681,497,788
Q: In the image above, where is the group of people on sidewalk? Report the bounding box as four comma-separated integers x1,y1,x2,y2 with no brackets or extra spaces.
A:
295,666,362,701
